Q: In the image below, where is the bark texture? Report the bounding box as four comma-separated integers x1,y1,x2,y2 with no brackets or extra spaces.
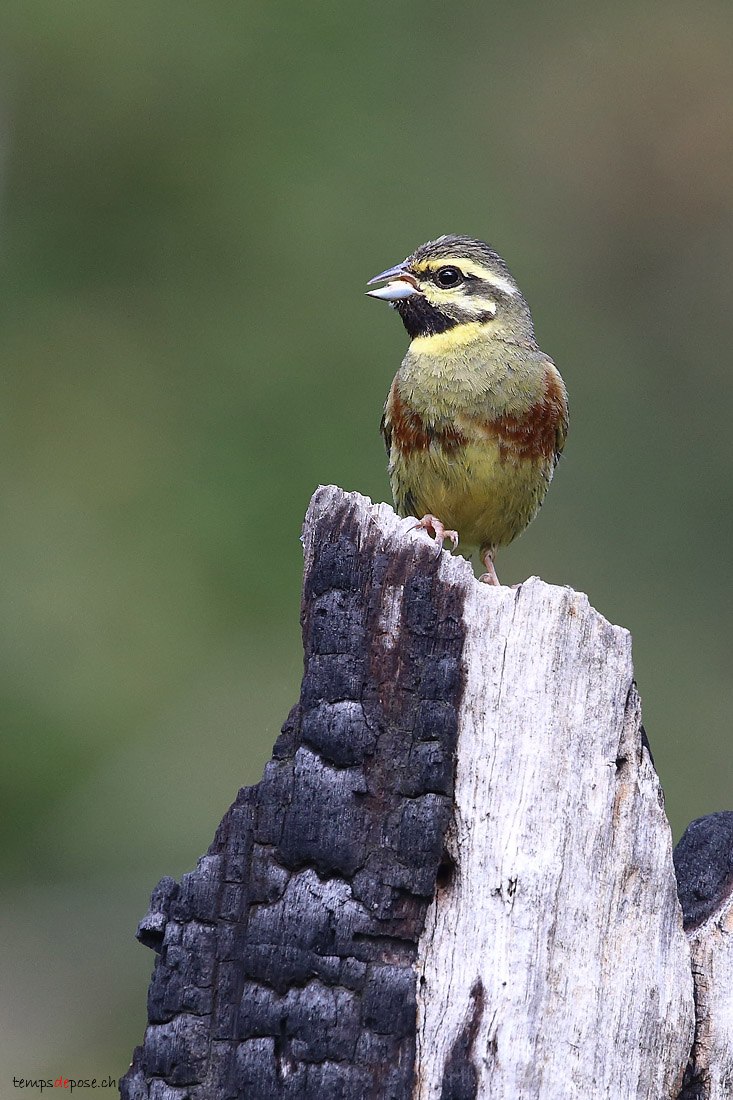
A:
120,486,706,1099
675,813,733,1100
121,486,470,1099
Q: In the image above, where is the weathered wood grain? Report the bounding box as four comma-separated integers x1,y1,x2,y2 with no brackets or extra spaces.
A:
413,578,695,1099
120,486,702,1099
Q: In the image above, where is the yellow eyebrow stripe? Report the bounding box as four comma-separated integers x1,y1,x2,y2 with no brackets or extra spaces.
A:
413,258,518,296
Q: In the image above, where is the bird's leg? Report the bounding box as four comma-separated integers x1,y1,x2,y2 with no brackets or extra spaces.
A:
479,547,501,586
411,514,459,554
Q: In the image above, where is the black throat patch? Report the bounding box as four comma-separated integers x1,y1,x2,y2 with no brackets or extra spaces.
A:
395,296,460,339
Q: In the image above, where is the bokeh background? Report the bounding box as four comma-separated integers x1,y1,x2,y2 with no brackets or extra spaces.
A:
2,0,732,1085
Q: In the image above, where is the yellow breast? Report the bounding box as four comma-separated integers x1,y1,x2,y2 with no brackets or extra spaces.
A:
389,433,553,552
381,336,567,554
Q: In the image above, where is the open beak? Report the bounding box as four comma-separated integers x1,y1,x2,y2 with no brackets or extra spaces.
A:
366,261,420,301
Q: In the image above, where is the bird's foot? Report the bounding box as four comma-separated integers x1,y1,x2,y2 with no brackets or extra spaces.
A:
479,553,501,586
411,514,459,554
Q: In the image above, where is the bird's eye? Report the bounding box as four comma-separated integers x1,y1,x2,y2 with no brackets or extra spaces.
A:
434,266,463,288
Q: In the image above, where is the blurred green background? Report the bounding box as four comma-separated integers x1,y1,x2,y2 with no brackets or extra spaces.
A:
2,0,731,1085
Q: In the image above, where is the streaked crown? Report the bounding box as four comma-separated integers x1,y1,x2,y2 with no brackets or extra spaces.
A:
367,234,535,343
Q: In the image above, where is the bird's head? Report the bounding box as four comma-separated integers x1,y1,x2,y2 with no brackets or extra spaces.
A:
367,234,535,345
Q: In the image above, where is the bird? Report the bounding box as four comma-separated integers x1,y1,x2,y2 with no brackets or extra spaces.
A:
367,235,568,585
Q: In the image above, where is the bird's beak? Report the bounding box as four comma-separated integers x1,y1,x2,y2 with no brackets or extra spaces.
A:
366,261,420,301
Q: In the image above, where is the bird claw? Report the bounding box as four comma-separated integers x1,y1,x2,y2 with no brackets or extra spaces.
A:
479,553,501,586
411,514,459,554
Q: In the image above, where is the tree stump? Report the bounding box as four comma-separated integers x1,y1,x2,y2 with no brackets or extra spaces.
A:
120,485,729,1099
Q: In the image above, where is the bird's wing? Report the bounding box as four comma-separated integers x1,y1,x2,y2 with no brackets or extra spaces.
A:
380,409,391,457
457,351,568,466
378,407,391,453
547,359,569,465
380,381,396,457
